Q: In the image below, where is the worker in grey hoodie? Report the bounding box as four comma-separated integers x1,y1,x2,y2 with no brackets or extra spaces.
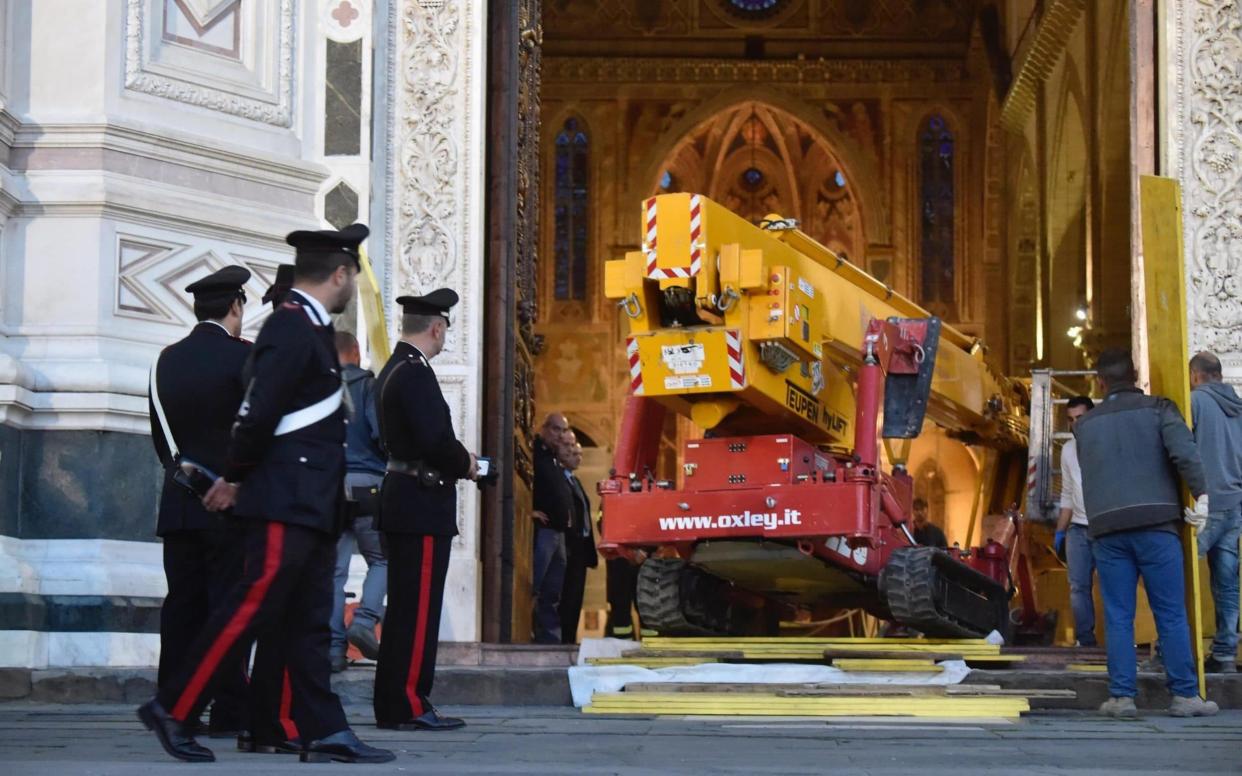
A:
1189,351,1242,674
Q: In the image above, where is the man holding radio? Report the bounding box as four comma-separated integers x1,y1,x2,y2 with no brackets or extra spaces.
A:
148,265,253,738
372,288,482,731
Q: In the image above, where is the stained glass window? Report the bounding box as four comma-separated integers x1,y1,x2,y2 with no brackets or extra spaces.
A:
554,118,589,301
918,114,955,308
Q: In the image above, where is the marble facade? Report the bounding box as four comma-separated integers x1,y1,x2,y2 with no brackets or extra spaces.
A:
1165,0,1242,380
0,0,488,667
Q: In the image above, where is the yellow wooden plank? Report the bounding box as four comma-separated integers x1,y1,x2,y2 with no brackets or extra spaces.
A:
584,693,1029,718
1066,663,1109,673
834,659,941,673
643,637,992,645
588,657,718,667
642,641,999,654
1139,174,1207,699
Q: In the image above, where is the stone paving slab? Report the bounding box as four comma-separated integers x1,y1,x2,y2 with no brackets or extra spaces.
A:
0,703,1237,775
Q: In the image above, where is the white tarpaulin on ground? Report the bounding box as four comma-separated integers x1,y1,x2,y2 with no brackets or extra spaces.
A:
569,638,973,708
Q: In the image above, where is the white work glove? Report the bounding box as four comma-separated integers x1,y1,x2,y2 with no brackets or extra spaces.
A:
1184,494,1209,529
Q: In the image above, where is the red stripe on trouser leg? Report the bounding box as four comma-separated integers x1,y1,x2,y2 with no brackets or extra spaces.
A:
171,522,285,721
279,667,299,740
404,535,435,717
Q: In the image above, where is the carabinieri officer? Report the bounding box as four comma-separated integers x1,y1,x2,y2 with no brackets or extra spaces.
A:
373,289,479,731
149,265,252,737
137,225,394,765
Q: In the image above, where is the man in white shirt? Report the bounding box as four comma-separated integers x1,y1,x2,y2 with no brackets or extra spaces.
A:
1055,395,1097,646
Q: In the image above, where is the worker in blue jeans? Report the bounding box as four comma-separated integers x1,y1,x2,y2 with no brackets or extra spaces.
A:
1054,396,1097,646
1074,348,1218,719
1189,351,1242,673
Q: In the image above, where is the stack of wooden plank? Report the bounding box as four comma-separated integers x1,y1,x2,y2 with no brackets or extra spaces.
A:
580,637,1071,719
585,636,1026,670
584,691,1034,718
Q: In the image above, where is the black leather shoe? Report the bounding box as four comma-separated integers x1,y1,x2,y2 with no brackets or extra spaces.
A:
378,707,466,731
346,622,381,660
137,699,216,763
300,730,395,764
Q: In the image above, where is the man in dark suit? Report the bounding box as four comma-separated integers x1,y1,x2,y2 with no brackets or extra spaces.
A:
372,289,478,732
137,225,393,765
557,437,597,644
531,413,574,643
149,265,252,737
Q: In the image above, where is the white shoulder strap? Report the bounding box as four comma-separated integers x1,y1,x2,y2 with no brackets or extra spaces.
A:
149,352,179,459
274,386,345,436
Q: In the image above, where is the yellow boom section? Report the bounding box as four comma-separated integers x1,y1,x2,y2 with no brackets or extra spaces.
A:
605,193,1026,450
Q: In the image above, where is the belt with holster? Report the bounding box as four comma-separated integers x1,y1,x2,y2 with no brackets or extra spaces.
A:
386,458,445,487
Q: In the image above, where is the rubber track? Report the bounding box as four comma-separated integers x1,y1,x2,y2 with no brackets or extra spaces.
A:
879,547,1003,639
635,558,722,636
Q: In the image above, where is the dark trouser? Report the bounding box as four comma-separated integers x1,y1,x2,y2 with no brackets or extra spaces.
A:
605,558,638,637
373,533,451,725
559,532,594,645
158,529,249,730
249,633,299,742
156,520,348,743
532,526,566,643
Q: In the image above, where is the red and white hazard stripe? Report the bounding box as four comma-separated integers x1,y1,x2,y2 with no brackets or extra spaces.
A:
725,329,745,389
626,337,644,395
645,194,705,280
688,194,703,276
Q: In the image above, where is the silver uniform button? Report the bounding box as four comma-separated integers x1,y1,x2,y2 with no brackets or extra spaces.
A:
299,456,308,463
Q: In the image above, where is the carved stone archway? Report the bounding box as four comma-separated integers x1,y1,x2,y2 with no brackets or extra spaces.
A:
651,101,868,261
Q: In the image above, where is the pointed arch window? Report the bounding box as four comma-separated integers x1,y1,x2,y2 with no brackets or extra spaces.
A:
918,114,956,310
553,117,590,301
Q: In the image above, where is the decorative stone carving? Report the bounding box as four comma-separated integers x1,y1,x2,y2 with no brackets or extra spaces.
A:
542,57,968,85
124,0,295,127
393,0,471,360
386,0,485,639
1172,1,1242,361
325,0,369,42
176,0,238,28
115,234,283,336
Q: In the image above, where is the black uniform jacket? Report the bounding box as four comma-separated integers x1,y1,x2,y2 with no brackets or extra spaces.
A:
533,437,573,531
375,341,472,537
149,322,251,536
223,293,347,534
566,472,599,568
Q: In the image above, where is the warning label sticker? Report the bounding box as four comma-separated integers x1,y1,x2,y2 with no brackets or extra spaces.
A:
661,343,706,374
664,375,713,390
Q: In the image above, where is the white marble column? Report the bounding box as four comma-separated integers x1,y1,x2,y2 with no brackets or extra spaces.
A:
1165,0,1242,380
381,0,488,642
